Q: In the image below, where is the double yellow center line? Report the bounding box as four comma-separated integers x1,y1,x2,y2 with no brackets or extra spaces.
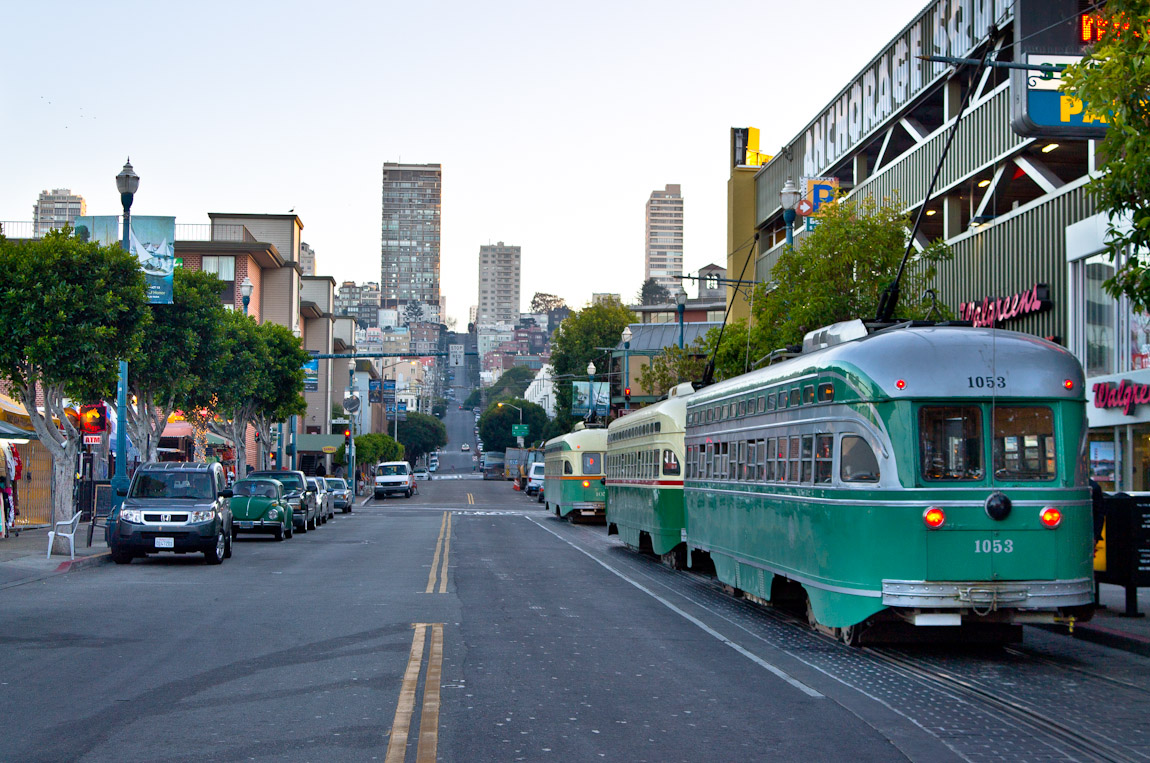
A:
425,511,452,594
466,493,474,505
386,623,444,763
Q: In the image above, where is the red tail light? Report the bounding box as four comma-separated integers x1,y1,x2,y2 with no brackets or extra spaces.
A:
923,506,946,529
1064,379,1074,390
1040,506,1062,528
582,480,590,488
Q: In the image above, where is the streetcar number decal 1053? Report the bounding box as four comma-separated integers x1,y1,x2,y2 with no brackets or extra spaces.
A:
968,376,1006,389
975,539,1013,553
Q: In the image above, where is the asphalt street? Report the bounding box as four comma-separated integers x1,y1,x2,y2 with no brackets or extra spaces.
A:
5,400,1150,761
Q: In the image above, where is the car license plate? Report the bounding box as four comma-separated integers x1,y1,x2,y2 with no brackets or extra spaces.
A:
155,537,174,548
238,521,253,529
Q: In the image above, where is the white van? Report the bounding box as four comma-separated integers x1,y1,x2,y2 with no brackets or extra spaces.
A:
374,462,414,499
526,462,545,497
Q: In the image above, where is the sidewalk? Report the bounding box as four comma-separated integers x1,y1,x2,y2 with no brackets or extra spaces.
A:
1042,582,1150,656
0,523,109,589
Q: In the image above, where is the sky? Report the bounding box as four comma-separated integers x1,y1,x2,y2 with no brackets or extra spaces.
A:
2,0,928,328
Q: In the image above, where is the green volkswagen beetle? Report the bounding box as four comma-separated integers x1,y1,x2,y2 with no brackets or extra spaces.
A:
229,478,293,541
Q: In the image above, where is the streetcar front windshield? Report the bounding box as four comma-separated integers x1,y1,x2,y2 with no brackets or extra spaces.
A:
920,406,983,480
992,406,1056,481
582,453,602,475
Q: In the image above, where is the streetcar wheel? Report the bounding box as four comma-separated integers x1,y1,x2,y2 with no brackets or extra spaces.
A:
840,624,862,647
805,597,819,631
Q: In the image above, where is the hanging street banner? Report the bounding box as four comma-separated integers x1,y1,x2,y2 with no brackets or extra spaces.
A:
570,381,609,417
74,215,176,304
368,379,382,403
303,351,320,391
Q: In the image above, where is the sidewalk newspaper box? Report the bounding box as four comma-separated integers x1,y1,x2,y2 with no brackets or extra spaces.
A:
1096,493,1150,617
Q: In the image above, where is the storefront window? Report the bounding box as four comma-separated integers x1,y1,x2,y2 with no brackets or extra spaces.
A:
1084,254,1116,376
1088,433,1116,489
991,406,1056,480
1132,309,1150,370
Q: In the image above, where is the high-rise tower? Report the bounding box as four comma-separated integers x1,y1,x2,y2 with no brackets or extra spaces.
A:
644,184,684,293
33,188,86,237
476,242,521,325
381,163,441,317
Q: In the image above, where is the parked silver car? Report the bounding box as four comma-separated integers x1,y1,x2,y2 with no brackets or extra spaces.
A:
307,477,334,523
325,478,352,513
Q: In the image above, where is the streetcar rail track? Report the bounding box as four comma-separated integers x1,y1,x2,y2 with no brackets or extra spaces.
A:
863,648,1144,763
1003,645,1150,696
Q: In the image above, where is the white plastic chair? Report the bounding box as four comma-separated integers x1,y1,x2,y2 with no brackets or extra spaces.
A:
47,513,83,560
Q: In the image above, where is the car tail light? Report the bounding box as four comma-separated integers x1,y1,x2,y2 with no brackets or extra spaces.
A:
923,506,946,529
1040,506,1062,528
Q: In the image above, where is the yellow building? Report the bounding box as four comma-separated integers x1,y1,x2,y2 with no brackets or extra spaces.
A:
726,127,768,323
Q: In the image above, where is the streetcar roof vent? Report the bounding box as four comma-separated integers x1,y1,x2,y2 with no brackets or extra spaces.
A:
802,319,869,353
668,382,695,398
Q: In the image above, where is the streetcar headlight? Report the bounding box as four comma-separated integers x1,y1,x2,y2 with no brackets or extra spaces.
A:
1040,506,1062,528
923,506,946,529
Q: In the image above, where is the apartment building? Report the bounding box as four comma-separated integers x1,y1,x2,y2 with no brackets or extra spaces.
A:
381,163,441,315
476,242,521,325
644,184,684,293
33,188,86,236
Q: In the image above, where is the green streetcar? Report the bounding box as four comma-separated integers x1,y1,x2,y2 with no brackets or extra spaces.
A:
606,383,692,566
543,425,607,521
606,321,1095,644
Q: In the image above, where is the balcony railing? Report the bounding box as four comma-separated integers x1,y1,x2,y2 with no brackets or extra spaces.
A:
1,220,256,243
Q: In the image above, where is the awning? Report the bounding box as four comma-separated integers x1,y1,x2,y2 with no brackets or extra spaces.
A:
0,419,36,440
161,421,232,446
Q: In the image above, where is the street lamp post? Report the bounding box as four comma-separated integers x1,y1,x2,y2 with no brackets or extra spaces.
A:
621,326,632,410
112,159,140,509
348,359,357,494
498,401,524,447
780,177,801,248
675,288,687,350
240,276,253,316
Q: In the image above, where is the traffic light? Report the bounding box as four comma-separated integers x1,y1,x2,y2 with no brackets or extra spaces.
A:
254,431,260,443
624,387,631,403
79,404,108,434
344,429,351,447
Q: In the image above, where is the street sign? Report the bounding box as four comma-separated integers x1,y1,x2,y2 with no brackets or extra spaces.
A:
800,176,838,214
343,395,361,413
449,344,464,367
512,424,529,436
796,199,813,216
322,445,338,454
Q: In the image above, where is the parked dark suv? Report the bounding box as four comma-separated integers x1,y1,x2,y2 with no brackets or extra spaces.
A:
249,470,319,532
109,462,233,565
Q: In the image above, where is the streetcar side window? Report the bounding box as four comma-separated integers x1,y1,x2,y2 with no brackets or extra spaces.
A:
841,436,880,482
767,394,776,411
992,406,1056,481
817,383,835,402
801,435,814,483
564,460,573,475
764,438,776,481
920,406,984,481
815,435,833,484
789,388,801,407
803,385,815,405
663,449,680,476
787,437,801,482
777,392,787,409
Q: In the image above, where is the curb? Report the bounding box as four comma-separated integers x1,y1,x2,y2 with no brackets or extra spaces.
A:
54,551,112,574
1032,621,1150,658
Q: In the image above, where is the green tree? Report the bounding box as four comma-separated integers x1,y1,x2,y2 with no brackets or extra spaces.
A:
487,365,536,401
196,310,260,470
637,278,670,306
341,432,403,469
396,411,447,464
530,292,566,313
1062,4,1150,308
478,398,547,453
464,388,483,408
124,268,226,463
0,229,148,529
637,341,708,397
709,195,951,379
549,301,636,428
250,322,309,470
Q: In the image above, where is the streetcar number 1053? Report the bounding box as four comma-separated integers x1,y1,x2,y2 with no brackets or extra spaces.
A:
975,539,1014,553
968,376,1006,389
